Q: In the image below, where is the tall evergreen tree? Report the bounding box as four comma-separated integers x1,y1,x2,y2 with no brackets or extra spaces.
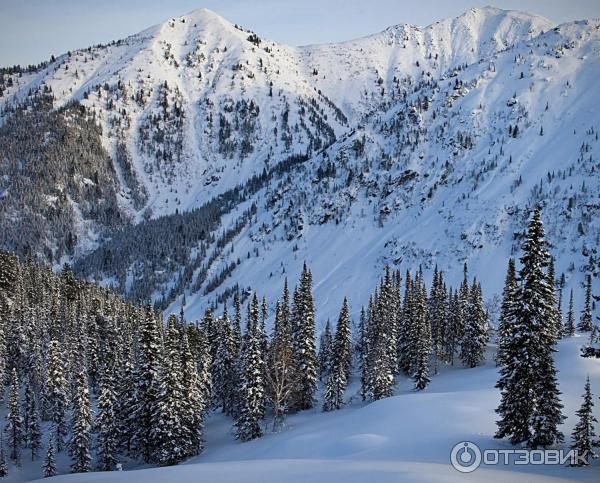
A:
323,298,352,411
317,320,333,381
4,369,22,465
495,208,564,447
578,275,593,332
235,297,266,441
180,325,206,457
570,377,598,466
460,281,489,368
69,370,92,473
133,307,164,463
564,289,576,337
213,311,237,415
43,441,57,478
27,389,41,461
292,264,317,410
153,318,188,466
497,259,518,368
412,275,431,390
95,372,118,471
44,340,68,452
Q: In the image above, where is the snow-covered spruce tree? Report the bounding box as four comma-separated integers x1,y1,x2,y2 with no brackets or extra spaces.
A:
113,337,136,456
429,267,447,369
153,316,188,466
323,360,346,412
292,264,317,410
412,274,432,391
445,288,462,366
323,298,352,411
69,370,92,473
235,294,266,441
195,324,213,423
460,281,489,368
26,386,42,461
335,297,352,380
495,208,564,447
43,440,57,478
180,324,206,457
5,368,23,465
213,310,237,416
133,306,164,463
44,339,69,452
397,271,413,375
497,258,518,368
366,288,395,400
357,306,369,401
570,377,598,466
564,289,576,337
317,320,333,381
95,371,118,471
578,275,593,332
378,267,398,378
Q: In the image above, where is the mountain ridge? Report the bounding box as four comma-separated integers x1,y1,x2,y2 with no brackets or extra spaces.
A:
0,6,598,324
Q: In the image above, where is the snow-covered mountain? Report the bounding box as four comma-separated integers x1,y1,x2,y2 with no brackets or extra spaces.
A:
1,6,598,323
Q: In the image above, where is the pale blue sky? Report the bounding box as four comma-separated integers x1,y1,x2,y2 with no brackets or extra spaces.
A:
2,0,600,67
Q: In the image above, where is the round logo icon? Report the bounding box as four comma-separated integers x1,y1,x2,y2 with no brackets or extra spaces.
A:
450,441,482,473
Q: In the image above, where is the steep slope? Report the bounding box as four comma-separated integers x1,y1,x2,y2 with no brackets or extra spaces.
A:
1,8,598,324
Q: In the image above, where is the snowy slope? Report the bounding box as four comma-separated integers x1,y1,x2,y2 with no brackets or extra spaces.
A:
1,7,599,326
29,337,600,483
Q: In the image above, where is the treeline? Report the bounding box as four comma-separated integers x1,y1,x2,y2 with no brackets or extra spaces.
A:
74,152,308,306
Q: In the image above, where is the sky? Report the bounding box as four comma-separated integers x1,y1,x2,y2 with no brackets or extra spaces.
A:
1,0,600,67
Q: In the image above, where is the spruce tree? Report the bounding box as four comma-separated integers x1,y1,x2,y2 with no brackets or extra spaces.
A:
445,289,462,366
213,311,237,415
292,264,317,410
69,370,92,473
153,317,188,466
570,377,598,466
412,275,431,390
578,275,593,332
5,368,22,465
133,307,164,463
95,372,118,471
28,392,41,461
235,298,266,441
43,440,57,478
460,281,489,368
564,289,576,337
334,298,352,380
323,298,351,411
497,258,518,368
45,340,68,452
317,320,333,381
495,208,564,447
180,324,206,457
